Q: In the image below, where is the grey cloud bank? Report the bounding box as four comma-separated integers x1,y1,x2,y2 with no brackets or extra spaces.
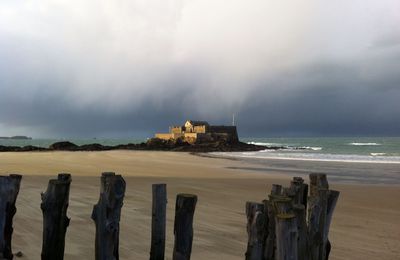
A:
0,0,399,138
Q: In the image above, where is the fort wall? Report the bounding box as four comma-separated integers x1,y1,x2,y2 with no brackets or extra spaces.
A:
209,126,239,143
155,121,239,144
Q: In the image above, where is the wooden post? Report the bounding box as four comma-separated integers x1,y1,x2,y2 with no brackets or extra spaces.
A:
150,184,167,260
308,174,329,260
264,199,275,260
293,204,308,260
91,172,126,260
272,196,293,216
41,174,72,260
245,202,265,260
264,184,282,260
0,174,22,260
290,177,308,208
271,184,282,196
275,215,298,260
173,194,197,260
309,174,328,196
274,197,298,260
325,190,340,259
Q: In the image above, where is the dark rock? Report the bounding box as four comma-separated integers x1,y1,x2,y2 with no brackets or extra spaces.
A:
19,145,47,151
146,138,171,150
114,143,139,150
78,143,112,151
0,138,271,153
173,137,190,147
49,141,78,151
0,145,21,152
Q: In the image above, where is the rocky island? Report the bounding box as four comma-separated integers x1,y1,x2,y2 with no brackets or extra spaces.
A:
0,120,286,152
0,136,32,140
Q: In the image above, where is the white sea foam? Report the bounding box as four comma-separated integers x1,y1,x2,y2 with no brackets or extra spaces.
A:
247,141,282,146
296,146,322,151
247,142,322,151
212,151,400,164
349,142,381,146
370,153,386,156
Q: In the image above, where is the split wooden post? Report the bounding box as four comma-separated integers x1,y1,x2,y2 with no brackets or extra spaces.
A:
290,177,308,209
264,184,282,260
0,174,22,260
273,196,298,260
271,184,282,196
264,200,275,260
308,173,329,260
92,172,126,260
293,204,308,260
245,202,266,260
275,214,298,260
173,194,197,260
325,190,340,259
41,174,72,260
150,184,167,260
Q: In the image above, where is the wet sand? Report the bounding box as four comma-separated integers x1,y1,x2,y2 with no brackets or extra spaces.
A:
0,151,399,259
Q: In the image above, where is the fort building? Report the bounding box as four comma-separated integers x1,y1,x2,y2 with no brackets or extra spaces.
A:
155,120,239,144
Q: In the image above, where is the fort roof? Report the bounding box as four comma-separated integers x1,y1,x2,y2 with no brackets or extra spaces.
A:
186,120,209,126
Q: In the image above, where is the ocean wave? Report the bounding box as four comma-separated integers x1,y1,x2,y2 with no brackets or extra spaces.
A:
281,146,323,151
247,142,322,151
212,151,400,164
296,146,322,151
247,141,282,146
370,153,386,156
349,142,381,146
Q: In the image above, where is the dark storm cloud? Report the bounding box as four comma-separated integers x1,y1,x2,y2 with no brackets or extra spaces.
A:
0,0,399,137
237,52,400,137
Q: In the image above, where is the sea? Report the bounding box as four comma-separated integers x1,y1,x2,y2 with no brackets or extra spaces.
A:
1,137,399,184
214,137,400,184
235,137,400,164
1,136,400,163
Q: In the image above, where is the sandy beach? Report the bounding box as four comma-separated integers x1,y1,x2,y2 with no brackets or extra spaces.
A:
0,151,399,259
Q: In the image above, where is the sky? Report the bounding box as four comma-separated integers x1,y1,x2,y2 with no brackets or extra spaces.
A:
0,0,399,138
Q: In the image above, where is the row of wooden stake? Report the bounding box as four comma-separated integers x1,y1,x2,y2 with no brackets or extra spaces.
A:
0,173,339,260
245,174,340,260
0,173,197,260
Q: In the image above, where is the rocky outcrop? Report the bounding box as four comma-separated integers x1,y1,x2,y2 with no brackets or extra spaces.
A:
0,138,275,153
49,141,79,150
78,143,113,151
0,145,47,152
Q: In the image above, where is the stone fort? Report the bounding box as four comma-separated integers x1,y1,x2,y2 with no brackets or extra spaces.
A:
155,120,239,144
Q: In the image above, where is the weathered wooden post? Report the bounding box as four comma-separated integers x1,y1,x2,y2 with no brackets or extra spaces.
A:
272,196,298,260
245,202,266,260
150,184,167,260
0,174,22,260
172,194,197,260
41,173,72,260
308,173,329,260
247,175,339,260
264,184,282,260
271,184,282,196
325,190,340,259
92,172,126,260
293,204,308,260
290,177,308,209
263,200,274,260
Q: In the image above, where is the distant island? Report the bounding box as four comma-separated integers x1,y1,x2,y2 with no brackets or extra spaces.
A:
0,120,274,152
0,120,304,152
0,136,32,140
